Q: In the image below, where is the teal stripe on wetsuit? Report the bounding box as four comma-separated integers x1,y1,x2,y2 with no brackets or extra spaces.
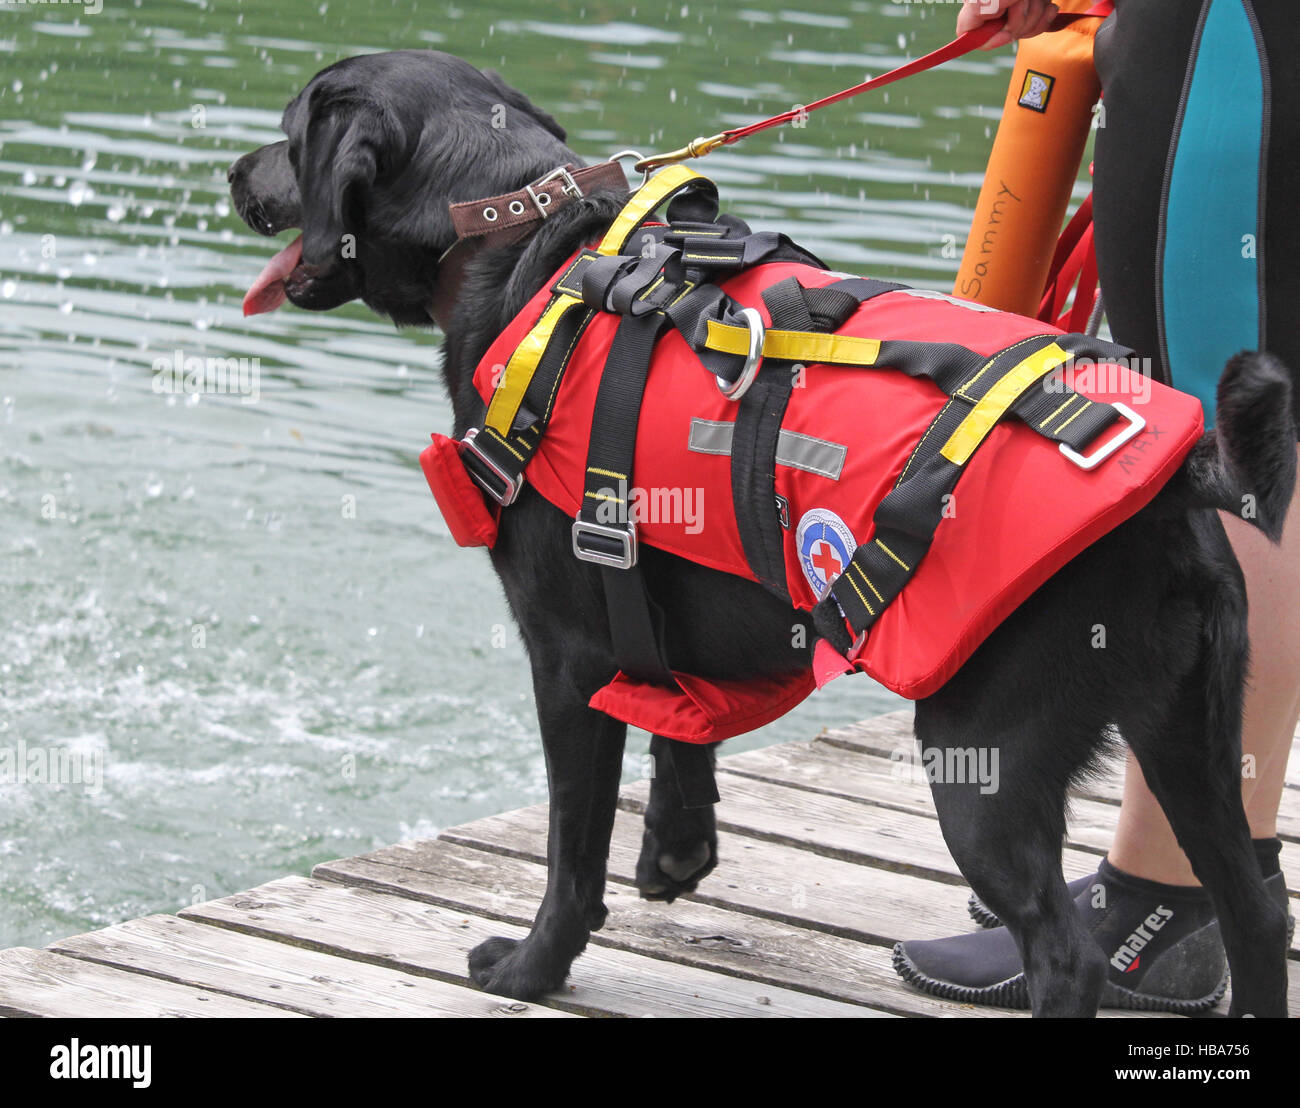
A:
1160,0,1265,430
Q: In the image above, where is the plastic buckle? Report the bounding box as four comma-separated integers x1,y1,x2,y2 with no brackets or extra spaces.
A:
715,307,765,402
571,515,638,569
1058,402,1145,471
526,167,582,218
458,428,524,506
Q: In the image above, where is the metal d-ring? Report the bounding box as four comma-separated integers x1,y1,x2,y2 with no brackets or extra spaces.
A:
716,307,765,402
606,149,649,189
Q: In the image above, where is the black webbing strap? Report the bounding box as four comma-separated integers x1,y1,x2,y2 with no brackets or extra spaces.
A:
816,332,1126,644
575,311,674,683
659,738,721,809
576,311,720,805
728,276,905,599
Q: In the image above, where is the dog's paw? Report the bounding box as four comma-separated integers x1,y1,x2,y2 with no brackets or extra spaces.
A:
635,829,717,902
468,936,568,1001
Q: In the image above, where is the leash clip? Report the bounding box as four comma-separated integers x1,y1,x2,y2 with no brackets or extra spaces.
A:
1059,403,1145,470
634,133,727,174
715,307,765,401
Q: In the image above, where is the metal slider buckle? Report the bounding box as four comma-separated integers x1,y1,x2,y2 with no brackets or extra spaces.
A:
715,307,765,402
458,428,524,506
525,166,583,218
1059,403,1145,471
571,515,638,569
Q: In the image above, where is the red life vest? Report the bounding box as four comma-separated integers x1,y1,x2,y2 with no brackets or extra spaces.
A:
420,177,1204,743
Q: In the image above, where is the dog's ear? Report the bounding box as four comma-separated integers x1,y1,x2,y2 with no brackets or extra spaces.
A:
478,67,567,142
296,104,396,265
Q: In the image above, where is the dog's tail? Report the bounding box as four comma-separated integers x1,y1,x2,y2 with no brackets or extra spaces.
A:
1178,351,1296,542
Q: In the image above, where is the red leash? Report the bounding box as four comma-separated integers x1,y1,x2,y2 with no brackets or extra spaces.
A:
636,3,1113,171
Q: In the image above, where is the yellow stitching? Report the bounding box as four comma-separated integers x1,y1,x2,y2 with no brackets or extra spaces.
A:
586,465,627,480
875,539,911,572
676,228,726,236
852,563,885,605
555,254,594,293
1054,401,1090,435
539,309,593,422
838,567,875,617
666,280,697,307
584,490,624,503
637,275,665,301
1039,394,1078,430
957,337,1040,400
482,427,526,462
957,360,996,400
683,253,740,262
898,398,954,484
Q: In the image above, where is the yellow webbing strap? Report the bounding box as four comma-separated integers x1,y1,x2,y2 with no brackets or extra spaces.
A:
939,341,1069,465
483,165,712,436
595,164,710,256
484,296,579,434
704,320,882,367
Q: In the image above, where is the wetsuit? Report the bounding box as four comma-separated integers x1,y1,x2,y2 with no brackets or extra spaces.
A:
1092,0,1300,433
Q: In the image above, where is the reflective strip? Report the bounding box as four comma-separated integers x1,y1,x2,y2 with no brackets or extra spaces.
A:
705,320,881,366
484,295,582,435
596,164,706,256
939,342,1069,465
688,418,846,480
777,429,846,480
687,418,734,456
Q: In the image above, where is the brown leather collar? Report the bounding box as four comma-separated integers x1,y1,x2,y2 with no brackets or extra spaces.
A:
430,161,629,329
447,161,628,246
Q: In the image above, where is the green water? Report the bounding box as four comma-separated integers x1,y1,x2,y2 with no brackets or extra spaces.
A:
0,0,1046,949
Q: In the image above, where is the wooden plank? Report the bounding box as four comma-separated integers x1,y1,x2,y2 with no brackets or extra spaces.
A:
50,915,567,1018
0,947,302,1018
181,876,881,1018
440,803,980,947
722,739,1133,848
620,773,1102,884
323,842,1300,1018
316,835,1185,1019
317,838,966,1017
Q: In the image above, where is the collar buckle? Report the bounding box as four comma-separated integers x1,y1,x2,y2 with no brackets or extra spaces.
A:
525,166,583,218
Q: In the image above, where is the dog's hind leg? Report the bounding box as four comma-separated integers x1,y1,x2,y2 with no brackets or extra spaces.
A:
635,735,718,901
912,698,1110,1017
1118,553,1289,1018
468,662,627,1000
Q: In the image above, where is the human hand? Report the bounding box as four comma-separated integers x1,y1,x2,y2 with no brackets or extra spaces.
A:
957,0,1060,49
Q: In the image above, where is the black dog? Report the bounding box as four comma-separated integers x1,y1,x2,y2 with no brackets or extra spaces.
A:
229,50,1293,1016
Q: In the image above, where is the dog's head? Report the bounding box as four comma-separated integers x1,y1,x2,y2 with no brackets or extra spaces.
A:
229,50,574,325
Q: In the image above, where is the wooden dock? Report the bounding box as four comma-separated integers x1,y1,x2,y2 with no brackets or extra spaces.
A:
2,710,1297,1018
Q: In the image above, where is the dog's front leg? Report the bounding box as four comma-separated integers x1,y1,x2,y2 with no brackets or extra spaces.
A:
468,665,626,1000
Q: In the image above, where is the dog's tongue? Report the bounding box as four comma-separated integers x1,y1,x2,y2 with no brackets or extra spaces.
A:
242,234,303,316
